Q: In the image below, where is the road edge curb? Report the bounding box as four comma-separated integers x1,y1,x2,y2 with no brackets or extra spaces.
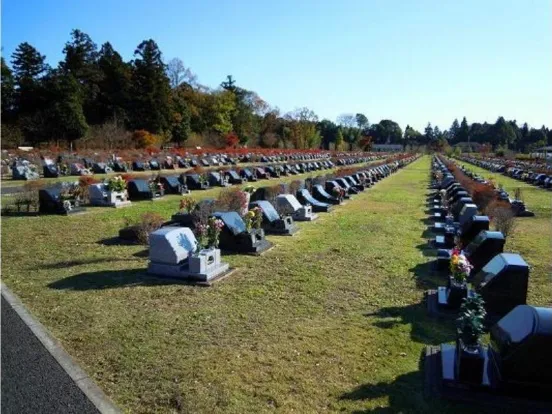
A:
1,282,121,414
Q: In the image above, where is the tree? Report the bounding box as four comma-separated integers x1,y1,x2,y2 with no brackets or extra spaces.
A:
369,120,403,144
449,118,460,143
169,86,192,144
41,71,88,145
97,42,132,124
220,75,236,92
60,29,103,124
424,122,435,143
355,113,369,131
130,39,171,134
11,42,48,84
490,116,516,149
457,116,469,142
1,57,16,121
317,119,338,149
335,128,344,150
166,58,197,89
404,125,423,149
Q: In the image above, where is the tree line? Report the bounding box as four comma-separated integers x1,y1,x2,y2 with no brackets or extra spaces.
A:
2,29,550,152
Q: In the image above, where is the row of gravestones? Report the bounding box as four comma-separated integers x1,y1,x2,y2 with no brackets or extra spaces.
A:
144,156,421,284
37,158,378,215
457,155,552,189
448,158,535,217
422,156,552,410
12,151,379,180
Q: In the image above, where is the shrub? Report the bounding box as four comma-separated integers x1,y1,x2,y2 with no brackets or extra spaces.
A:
472,183,496,211
225,132,239,148
215,187,248,213
194,200,216,226
135,212,165,245
485,200,517,238
133,130,160,149
514,187,523,202
288,180,303,195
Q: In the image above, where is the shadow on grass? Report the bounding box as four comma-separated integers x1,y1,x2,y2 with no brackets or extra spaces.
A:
41,257,140,269
339,357,426,413
365,302,452,345
97,237,138,246
415,242,435,257
47,268,195,290
419,218,434,226
409,261,443,290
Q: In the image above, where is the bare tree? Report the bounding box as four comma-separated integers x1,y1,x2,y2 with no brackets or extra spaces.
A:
336,113,356,128
166,58,198,89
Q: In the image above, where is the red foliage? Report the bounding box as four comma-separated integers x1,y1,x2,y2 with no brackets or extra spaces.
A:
78,176,101,187
121,173,139,182
225,132,240,148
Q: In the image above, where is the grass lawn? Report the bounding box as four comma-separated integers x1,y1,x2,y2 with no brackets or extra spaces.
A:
1,156,548,413
454,159,552,306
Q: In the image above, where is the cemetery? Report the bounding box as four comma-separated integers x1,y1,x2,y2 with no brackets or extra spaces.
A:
2,154,551,413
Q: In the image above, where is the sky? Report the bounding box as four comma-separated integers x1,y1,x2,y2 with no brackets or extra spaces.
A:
2,0,551,132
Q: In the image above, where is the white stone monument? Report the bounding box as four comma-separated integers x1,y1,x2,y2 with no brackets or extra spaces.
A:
88,183,132,208
148,227,229,282
275,194,318,221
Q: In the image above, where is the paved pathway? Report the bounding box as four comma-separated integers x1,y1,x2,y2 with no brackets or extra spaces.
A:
1,296,100,413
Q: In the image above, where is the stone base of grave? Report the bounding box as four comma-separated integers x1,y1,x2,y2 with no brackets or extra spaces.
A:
293,213,319,222
424,345,552,412
236,240,274,256
59,207,87,216
425,289,461,319
148,261,230,283
264,224,300,236
93,200,132,208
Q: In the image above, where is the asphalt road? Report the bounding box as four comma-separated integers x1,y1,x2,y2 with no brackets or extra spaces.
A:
1,296,99,414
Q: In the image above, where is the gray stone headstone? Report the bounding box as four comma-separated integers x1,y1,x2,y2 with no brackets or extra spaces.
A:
276,194,302,212
149,227,196,265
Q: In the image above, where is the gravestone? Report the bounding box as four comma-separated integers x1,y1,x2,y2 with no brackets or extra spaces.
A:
70,163,92,176
208,172,230,187
149,160,161,170
148,227,229,282
160,175,189,194
42,158,59,178
225,170,243,184
92,162,112,174
12,163,39,180
249,200,299,235
112,161,128,172
240,168,257,181
460,215,490,246
488,305,552,390
275,194,317,221
464,231,505,276
132,161,146,171
212,211,272,254
88,183,131,208
185,174,209,190
39,185,86,215
127,179,164,200
255,167,268,179
472,253,529,318
296,189,332,213
312,184,340,205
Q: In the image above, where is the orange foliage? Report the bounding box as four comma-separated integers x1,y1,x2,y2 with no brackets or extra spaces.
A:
132,130,160,149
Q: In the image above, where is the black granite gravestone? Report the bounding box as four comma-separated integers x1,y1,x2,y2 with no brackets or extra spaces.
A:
185,174,209,190
312,185,340,205
249,200,298,235
212,211,272,254
464,231,505,277
113,161,128,172
472,253,529,318
39,187,85,215
160,175,188,194
92,162,110,174
132,161,147,171
240,168,256,181
43,164,59,178
255,167,268,179
225,170,244,184
127,179,163,200
296,189,332,213
460,215,490,246
487,305,552,392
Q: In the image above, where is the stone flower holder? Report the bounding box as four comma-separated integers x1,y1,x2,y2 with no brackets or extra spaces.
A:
189,248,222,276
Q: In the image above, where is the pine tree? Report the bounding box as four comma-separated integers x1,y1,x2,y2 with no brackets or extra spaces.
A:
61,29,103,124
1,57,16,121
449,118,460,143
130,39,171,134
457,117,469,143
11,42,48,116
97,42,132,123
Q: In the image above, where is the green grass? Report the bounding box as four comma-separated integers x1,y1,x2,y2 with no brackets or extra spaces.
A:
455,160,552,306
1,156,549,413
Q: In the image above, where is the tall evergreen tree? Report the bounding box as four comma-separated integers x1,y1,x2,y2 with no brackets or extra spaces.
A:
130,39,171,133
424,122,435,142
449,118,460,143
170,86,192,144
97,42,131,123
60,29,103,124
11,42,48,116
457,117,469,142
1,57,16,121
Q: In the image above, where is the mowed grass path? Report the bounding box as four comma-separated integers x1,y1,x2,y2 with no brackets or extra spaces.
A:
1,156,508,413
455,160,552,306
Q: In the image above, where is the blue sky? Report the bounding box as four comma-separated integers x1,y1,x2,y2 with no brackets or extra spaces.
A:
2,0,551,131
